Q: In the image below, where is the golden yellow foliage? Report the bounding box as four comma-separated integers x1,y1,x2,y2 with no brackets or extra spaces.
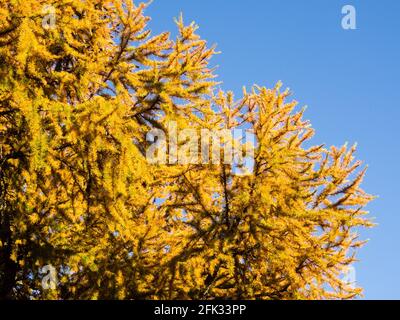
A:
0,0,373,300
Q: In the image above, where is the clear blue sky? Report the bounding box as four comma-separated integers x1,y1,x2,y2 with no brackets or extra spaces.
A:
147,0,400,299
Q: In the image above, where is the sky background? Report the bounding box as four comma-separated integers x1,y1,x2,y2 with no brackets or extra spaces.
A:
146,0,400,299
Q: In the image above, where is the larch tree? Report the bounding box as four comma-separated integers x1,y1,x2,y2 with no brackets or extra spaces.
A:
0,0,374,300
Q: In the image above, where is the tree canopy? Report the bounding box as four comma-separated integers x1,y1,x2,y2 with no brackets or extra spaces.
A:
0,0,373,299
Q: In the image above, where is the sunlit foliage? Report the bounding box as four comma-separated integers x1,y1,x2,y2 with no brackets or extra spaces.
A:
0,0,373,299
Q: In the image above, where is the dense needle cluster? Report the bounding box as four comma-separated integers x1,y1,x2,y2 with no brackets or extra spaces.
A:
0,0,374,299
